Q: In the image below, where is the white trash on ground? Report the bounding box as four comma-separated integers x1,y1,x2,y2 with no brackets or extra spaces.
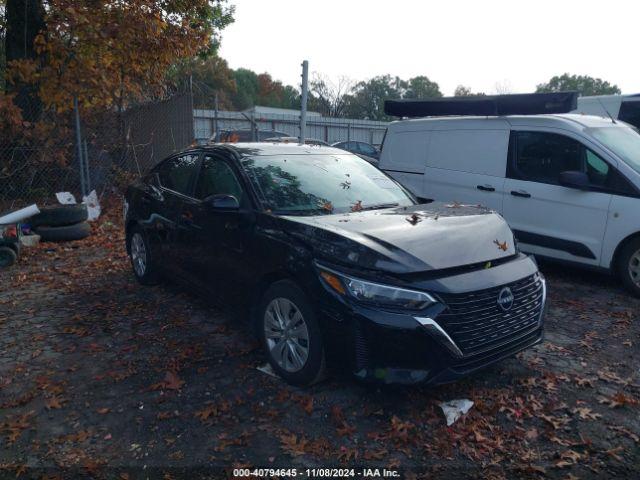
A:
55,190,101,221
55,192,77,204
20,234,41,247
0,204,40,224
82,190,101,221
257,363,278,378
439,399,474,426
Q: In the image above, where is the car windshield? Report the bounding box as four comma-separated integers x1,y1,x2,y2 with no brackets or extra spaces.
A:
240,153,414,215
589,126,640,175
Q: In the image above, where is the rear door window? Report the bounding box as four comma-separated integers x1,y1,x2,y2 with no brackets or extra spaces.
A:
156,154,199,195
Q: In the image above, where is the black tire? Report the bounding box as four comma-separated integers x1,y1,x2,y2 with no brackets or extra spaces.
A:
0,247,17,268
616,237,640,297
257,280,326,386
127,226,160,285
30,204,88,228
34,221,91,242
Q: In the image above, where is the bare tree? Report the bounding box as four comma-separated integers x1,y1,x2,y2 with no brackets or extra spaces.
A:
493,80,513,95
309,73,353,117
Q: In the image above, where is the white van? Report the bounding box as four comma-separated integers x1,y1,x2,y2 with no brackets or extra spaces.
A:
379,114,640,296
575,94,640,130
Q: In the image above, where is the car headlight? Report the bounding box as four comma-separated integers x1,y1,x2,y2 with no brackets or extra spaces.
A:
318,266,436,310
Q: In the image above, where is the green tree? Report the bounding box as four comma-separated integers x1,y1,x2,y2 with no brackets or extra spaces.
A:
231,68,299,110
345,75,402,121
536,73,621,97
346,74,442,121
454,85,485,97
171,54,237,109
404,76,442,99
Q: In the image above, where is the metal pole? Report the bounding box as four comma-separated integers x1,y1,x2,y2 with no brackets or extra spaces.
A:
73,96,86,197
214,92,219,142
299,60,309,144
83,139,91,193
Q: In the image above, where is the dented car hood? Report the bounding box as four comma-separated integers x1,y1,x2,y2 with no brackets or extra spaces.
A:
278,203,516,274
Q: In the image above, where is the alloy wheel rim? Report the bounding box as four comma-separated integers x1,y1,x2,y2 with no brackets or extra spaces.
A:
629,248,640,287
264,297,310,373
131,233,147,277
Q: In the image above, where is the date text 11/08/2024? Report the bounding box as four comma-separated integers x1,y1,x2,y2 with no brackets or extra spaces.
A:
232,468,401,478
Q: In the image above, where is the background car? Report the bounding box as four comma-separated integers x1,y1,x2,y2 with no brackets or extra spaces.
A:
213,129,290,143
332,141,380,159
264,136,329,146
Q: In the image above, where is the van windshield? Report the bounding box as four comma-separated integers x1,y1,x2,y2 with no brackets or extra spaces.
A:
589,126,640,175
241,153,414,215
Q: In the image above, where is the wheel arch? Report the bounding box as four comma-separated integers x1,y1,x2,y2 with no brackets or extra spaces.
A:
611,231,640,271
248,269,314,337
124,219,140,253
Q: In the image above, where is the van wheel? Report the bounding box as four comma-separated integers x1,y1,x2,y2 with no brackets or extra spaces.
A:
257,280,326,386
127,227,160,285
617,237,640,297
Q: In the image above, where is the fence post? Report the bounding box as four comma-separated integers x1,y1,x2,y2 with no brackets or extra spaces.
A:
214,92,219,142
299,60,309,144
83,139,91,193
73,96,86,197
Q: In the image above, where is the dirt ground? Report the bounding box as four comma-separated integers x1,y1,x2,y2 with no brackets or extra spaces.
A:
1,200,639,479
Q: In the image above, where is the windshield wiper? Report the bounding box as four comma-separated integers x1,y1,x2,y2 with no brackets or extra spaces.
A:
360,202,399,211
271,208,331,216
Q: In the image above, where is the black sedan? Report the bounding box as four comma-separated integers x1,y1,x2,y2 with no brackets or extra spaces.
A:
124,143,546,386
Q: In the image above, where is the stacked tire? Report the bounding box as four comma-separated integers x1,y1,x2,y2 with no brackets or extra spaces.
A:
31,205,91,242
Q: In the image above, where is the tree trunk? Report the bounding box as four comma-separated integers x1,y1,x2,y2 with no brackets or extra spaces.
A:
5,0,46,120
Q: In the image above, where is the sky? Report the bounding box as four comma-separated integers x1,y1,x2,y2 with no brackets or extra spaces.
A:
219,0,639,96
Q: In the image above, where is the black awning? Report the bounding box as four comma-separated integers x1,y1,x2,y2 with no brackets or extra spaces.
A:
384,92,579,118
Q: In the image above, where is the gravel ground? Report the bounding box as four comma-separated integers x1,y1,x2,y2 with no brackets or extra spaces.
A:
0,202,639,479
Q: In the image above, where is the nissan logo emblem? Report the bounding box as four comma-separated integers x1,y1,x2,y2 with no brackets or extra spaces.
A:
497,287,514,311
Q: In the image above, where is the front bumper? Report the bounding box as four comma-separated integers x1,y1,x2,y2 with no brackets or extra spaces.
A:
318,253,546,385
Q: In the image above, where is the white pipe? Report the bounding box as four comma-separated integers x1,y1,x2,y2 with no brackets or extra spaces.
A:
0,204,40,224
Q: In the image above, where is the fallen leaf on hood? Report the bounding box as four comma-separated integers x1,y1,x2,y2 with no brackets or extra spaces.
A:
493,239,508,251
406,213,421,225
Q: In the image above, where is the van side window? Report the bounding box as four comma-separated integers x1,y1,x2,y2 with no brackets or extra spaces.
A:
513,132,582,184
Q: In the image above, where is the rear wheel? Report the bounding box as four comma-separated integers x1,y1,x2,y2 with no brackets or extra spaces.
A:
257,280,326,386
0,247,17,268
127,227,160,285
617,237,640,297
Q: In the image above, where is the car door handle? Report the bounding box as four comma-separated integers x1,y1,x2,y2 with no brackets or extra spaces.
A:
510,190,531,198
476,185,495,192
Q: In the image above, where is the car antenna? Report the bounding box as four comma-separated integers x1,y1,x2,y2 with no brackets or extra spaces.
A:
596,98,617,124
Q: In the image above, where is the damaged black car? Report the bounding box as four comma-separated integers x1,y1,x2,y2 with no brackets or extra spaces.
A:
124,143,546,386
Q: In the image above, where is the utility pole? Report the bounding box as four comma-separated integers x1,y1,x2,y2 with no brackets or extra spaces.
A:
299,60,309,144
214,92,219,142
73,96,86,197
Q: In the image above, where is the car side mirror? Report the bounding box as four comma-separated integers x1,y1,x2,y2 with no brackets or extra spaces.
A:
559,171,590,190
205,194,240,210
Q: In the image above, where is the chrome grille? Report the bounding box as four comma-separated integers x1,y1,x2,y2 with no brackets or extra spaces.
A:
436,274,544,356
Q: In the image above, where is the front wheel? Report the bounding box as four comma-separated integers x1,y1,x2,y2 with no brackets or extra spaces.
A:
617,237,640,297
257,280,326,386
127,227,160,285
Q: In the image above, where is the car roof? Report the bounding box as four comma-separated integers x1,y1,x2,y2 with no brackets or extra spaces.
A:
388,113,622,134
209,142,349,156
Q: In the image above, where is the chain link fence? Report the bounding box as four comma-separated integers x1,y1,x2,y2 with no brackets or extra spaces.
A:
0,92,195,211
